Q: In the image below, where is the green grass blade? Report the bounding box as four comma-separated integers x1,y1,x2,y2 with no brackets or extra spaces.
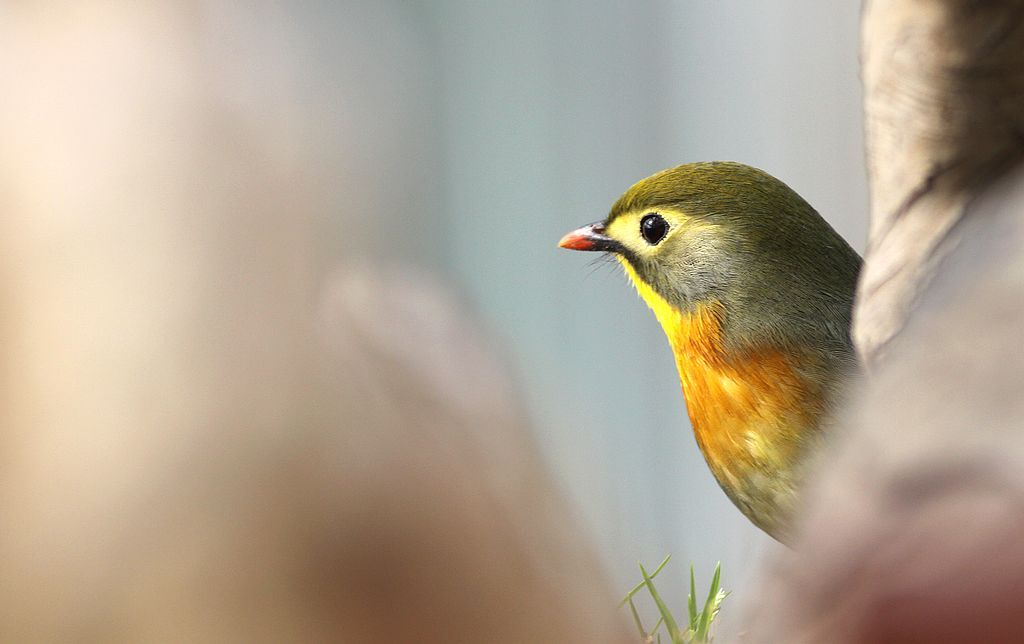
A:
651,615,665,636
696,562,724,640
640,562,682,643
698,589,727,642
627,596,647,639
619,554,672,607
688,564,698,628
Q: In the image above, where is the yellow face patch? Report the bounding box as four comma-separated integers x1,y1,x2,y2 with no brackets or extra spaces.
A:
604,207,721,266
604,207,691,260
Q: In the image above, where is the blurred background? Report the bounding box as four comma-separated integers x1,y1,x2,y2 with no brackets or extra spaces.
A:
312,0,867,605
1,1,868,637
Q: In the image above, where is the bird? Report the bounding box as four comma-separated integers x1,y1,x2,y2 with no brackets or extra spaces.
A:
559,162,861,542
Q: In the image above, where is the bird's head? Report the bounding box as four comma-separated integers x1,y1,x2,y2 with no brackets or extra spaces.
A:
560,162,861,350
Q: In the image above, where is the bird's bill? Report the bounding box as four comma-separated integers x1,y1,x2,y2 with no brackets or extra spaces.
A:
558,222,618,252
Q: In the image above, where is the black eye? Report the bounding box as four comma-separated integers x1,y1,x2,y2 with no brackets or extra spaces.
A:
640,213,668,245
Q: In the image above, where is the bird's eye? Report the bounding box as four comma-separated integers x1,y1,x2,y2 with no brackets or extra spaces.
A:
640,213,668,245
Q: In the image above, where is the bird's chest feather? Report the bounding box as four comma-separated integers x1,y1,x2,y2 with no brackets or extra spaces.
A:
683,304,808,442
672,323,812,476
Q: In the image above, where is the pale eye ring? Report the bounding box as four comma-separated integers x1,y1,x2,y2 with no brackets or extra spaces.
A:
640,213,668,245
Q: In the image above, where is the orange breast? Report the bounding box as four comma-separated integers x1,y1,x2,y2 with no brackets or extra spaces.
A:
666,302,822,501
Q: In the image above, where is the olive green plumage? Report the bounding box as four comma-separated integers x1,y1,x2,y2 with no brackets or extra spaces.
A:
561,161,863,542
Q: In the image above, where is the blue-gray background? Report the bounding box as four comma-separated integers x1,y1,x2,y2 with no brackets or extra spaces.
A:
301,0,867,613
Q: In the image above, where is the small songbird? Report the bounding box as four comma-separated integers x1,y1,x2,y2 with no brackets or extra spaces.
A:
559,162,861,542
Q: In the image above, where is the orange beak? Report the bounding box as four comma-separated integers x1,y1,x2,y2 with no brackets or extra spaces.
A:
558,222,617,252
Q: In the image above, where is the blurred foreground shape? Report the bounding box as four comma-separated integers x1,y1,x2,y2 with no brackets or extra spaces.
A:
0,4,630,641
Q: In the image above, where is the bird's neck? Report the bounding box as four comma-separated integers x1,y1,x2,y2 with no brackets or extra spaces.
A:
618,260,726,361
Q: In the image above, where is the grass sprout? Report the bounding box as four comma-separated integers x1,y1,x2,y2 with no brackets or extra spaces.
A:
623,558,728,643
